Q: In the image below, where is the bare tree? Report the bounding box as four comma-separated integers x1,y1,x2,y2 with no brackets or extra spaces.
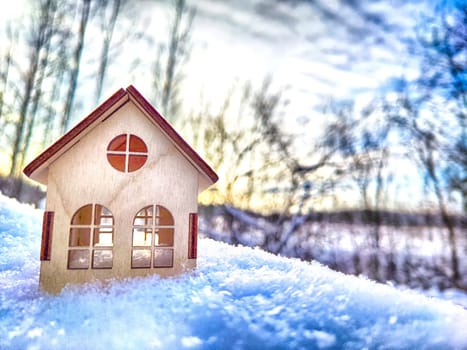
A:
2,0,143,183
0,24,15,129
9,0,59,178
416,1,466,212
61,0,91,133
153,0,195,120
41,37,69,148
382,1,466,286
185,79,298,213
94,0,124,104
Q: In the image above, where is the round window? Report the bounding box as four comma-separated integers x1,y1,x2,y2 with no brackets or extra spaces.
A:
107,134,148,172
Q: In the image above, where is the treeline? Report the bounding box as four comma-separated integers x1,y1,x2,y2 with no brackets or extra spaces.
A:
200,205,467,291
226,207,467,229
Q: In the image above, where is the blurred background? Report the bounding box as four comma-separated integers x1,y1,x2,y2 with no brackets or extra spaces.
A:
0,0,465,292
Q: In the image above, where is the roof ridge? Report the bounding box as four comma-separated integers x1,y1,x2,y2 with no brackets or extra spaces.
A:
126,85,218,183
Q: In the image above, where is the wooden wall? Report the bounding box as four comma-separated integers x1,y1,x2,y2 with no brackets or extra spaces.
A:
41,101,199,293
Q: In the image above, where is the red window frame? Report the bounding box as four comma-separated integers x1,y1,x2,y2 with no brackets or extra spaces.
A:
131,205,175,268
41,211,54,261
107,134,148,173
67,204,114,269
188,213,198,259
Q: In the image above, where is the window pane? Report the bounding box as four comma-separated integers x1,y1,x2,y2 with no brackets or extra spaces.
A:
69,228,91,246
68,249,90,269
107,134,127,152
71,205,93,225
156,206,174,226
92,249,113,269
132,249,151,268
99,216,113,225
134,206,153,226
154,228,174,246
154,248,173,267
107,154,126,172
136,206,153,217
128,155,147,172
95,205,114,225
129,135,148,152
134,217,152,226
101,206,113,216
94,227,113,246
133,228,152,246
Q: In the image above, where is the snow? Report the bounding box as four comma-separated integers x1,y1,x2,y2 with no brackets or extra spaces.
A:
1,193,466,350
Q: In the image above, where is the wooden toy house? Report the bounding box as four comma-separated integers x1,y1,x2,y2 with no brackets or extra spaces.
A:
23,85,218,293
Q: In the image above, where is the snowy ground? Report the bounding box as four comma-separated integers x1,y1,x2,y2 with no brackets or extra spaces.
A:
202,207,467,292
1,194,467,350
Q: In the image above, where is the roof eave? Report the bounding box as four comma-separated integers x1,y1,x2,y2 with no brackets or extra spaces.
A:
126,85,219,185
23,88,129,184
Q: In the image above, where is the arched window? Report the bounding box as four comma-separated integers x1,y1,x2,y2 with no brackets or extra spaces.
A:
107,134,148,172
68,204,114,269
132,205,174,268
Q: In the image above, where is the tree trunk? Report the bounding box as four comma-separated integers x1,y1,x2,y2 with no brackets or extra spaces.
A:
61,0,90,133
95,0,122,104
0,26,14,126
424,141,460,285
9,52,38,177
154,0,194,120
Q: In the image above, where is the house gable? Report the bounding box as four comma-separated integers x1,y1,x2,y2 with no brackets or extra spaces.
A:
45,100,200,208
23,85,218,190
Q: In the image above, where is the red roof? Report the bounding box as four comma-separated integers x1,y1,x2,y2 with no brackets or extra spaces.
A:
23,85,218,185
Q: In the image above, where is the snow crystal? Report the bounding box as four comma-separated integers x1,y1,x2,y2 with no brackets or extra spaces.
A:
0,193,466,349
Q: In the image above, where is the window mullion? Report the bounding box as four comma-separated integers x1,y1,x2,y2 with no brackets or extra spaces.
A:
152,205,157,266
90,204,96,266
125,133,130,173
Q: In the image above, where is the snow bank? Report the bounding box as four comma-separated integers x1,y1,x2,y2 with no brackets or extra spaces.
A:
1,193,466,349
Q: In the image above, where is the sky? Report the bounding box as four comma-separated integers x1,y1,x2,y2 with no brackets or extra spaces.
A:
0,0,434,138
168,0,437,210
0,0,448,210
167,0,427,120
0,0,437,133
92,0,432,124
